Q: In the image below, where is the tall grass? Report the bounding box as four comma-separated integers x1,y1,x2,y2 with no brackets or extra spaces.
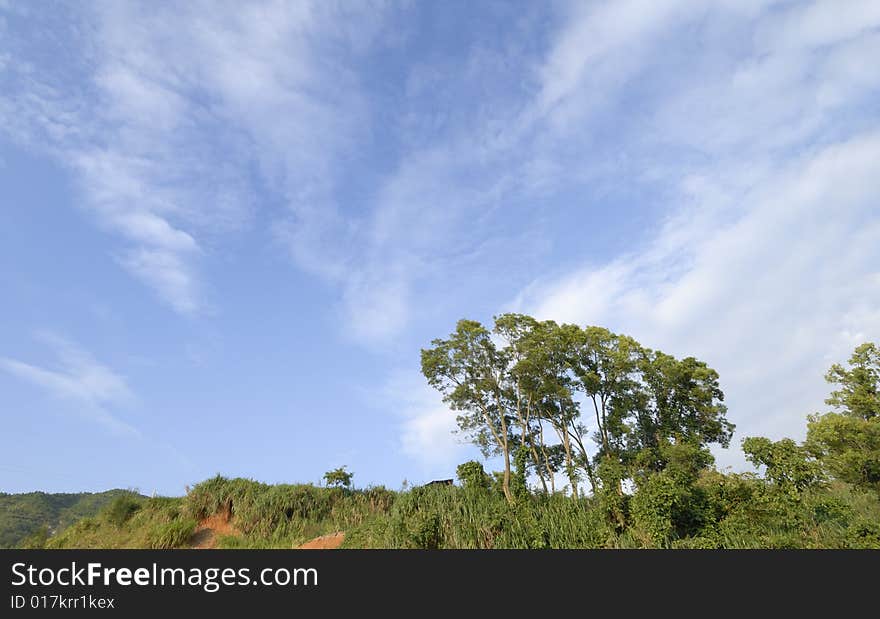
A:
185,476,397,548
37,473,880,549
343,485,611,549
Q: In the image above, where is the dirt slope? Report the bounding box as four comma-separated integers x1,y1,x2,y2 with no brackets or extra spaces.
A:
296,532,345,549
189,513,240,549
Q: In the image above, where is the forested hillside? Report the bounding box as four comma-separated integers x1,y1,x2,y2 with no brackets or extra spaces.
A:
0,489,140,548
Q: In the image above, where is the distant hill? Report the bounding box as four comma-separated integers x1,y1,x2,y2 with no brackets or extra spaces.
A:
0,489,142,548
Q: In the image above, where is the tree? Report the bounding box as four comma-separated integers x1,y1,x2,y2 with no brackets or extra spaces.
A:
493,314,549,494
323,466,353,489
630,350,733,475
742,437,823,497
806,414,880,493
567,326,642,495
566,327,732,494
421,319,516,502
806,342,880,494
824,343,879,420
497,315,576,495
526,321,586,496
422,315,735,503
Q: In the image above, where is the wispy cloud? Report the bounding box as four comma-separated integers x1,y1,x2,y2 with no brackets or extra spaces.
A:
508,0,880,468
0,1,384,318
0,333,138,435
4,1,880,476
353,0,880,466
377,370,468,472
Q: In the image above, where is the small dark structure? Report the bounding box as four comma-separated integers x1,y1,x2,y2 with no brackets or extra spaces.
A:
424,479,454,487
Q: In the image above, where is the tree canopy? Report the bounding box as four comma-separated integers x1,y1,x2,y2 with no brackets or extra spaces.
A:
421,314,734,503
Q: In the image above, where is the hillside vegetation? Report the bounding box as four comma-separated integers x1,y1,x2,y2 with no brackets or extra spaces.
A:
0,490,141,548
31,469,880,549
17,321,880,549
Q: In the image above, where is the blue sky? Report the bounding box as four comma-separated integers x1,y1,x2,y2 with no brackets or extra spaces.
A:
2,0,879,495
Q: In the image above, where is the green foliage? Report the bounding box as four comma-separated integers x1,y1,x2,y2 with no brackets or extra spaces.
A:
456,460,490,490
512,448,530,500
105,493,143,527
629,443,714,547
803,343,880,495
0,489,142,548
18,526,50,549
185,475,385,544
824,342,879,421
421,315,734,502
344,484,607,549
23,340,880,551
743,437,824,497
47,496,187,549
806,413,880,493
845,518,880,549
35,469,880,550
323,466,354,489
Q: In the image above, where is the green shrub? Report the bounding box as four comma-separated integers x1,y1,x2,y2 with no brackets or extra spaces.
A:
456,461,490,491
846,518,880,549
104,494,143,527
810,496,854,526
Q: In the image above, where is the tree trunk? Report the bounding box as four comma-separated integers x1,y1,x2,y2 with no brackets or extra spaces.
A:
537,423,555,494
562,428,578,499
569,428,597,495
478,402,511,502
499,402,513,504
522,395,548,494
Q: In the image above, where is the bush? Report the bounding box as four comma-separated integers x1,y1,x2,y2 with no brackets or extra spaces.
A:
104,494,143,527
456,461,490,491
810,496,854,526
846,518,880,549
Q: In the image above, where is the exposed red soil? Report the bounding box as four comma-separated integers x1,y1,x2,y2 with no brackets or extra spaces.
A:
188,513,345,549
296,532,345,549
190,513,241,549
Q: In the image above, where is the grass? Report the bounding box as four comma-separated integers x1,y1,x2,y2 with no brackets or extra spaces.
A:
22,472,880,549
47,495,193,549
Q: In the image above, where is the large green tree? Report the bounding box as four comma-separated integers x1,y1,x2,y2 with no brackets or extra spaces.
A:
422,315,734,502
806,343,880,494
500,316,580,495
630,350,733,475
421,319,517,502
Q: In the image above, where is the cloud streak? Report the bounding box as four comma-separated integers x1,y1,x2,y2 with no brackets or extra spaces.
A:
398,0,880,468
0,1,383,318
0,333,138,435
3,1,879,474
507,0,880,469
378,370,469,472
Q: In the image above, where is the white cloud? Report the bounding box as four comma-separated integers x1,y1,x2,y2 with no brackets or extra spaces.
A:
496,0,880,472
516,133,880,469
757,0,880,53
368,0,880,468
3,0,879,476
379,370,468,472
0,1,383,319
535,0,695,121
0,333,138,435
